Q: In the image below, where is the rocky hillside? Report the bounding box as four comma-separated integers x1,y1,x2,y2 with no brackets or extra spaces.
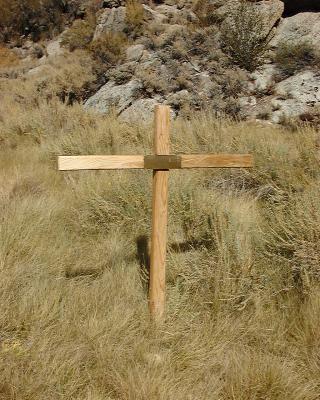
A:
1,0,320,124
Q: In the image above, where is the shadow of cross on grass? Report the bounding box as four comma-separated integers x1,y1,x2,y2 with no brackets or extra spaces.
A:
58,105,253,321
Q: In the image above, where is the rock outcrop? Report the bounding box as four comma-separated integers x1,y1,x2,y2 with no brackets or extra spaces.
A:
271,71,320,123
84,79,143,115
86,1,283,121
271,12,320,49
15,0,320,125
94,6,127,38
80,1,320,124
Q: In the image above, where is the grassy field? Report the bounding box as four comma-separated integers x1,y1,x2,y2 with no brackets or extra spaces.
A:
1,79,320,399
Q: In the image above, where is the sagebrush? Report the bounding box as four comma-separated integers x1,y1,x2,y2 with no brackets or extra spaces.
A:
221,2,274,71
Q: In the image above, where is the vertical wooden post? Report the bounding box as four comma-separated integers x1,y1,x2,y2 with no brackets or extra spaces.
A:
149,105,170,320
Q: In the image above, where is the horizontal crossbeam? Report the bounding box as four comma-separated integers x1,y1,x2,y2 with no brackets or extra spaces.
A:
180,154,253,168
58,154,253,171
58,155,144,171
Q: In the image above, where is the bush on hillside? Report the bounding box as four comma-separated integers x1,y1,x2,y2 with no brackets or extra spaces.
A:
0,0,89,42
61,19,95,51
90,32,128,65
274,40,320,78
0,0,64,41
125,0,145,36
220,2,274,71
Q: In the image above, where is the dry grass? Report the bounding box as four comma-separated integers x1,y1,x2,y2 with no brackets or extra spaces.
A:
0,46,20,68
125,0,145,35
274,40,320,78
0,79,320,399
0,50,96,108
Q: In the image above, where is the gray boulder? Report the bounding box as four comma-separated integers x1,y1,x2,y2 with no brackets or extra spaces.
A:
94,6,127,39
255,0,285,36
249,64,277,93
271,12,320,50
84,79,143,115
121,98,161,122
246,66,320,123
271,70,320,122
46,39,64,58
126,44,145,62
142,4,168,24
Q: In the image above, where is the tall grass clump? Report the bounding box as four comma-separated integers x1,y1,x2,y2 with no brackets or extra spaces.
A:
90,32,128,65
274,40,320,78
125,0,145,35
0,76,320,398
61,19,96,52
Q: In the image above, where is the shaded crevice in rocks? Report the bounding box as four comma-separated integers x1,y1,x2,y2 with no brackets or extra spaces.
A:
282,0,320,17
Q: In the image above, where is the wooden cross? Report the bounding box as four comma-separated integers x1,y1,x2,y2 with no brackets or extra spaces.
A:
58,105,253,321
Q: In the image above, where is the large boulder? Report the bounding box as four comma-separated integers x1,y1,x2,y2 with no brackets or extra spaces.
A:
84,79,143,115
126,44,145,62
245,67,320,123
121,98,162,122
94,4,183,39
271,71,320,123
275,70,320,106
271,12,320,50
142,4,168,24
154,4,196,22
94,6,127,39
255,0,285,35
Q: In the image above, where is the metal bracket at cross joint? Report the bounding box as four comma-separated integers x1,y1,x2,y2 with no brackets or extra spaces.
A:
144,155,181,170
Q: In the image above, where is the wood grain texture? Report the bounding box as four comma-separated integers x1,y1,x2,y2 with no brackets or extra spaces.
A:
149,105,170,321
154,105,170,155
181,154,253,168
58,155,144,171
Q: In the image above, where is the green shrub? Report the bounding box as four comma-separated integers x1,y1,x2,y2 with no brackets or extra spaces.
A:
274,41,319,78
61,20,95,52
90,32,128,65
220,2,274,71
